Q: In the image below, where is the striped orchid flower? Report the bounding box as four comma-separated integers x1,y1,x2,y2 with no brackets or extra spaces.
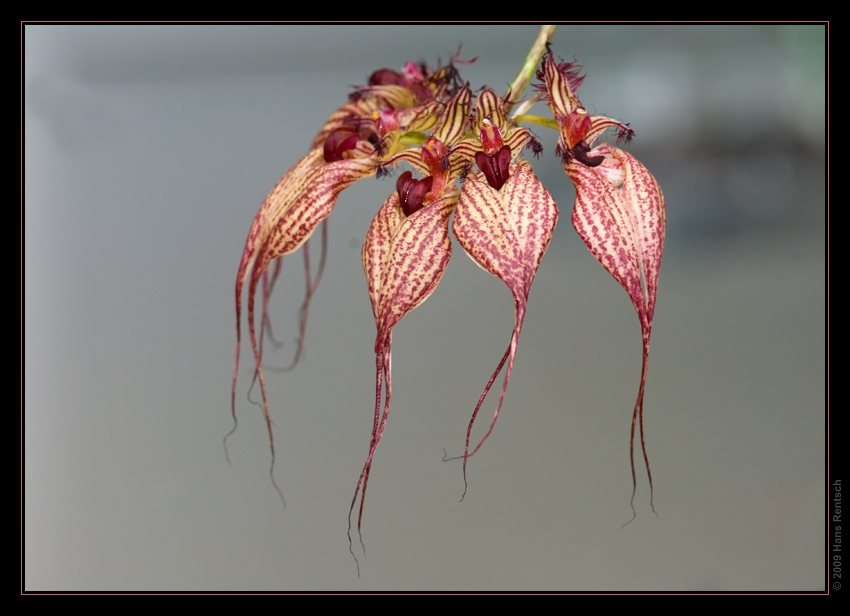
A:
541,51,666,513
232,59,462,469
230,27,669,556
446,87,559,495
355,86,470,536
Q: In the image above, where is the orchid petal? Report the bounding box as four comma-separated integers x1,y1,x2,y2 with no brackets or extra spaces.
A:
450,158,559,495
566,144,665,512
392,100,443,136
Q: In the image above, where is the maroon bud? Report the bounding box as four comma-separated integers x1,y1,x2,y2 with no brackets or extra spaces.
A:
368,69,402,86
396,170,434,217
475,144,512,190
323,129,360,163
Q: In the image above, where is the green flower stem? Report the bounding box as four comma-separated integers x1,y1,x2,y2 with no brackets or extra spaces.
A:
505,25,557,110
513,114,560,131
398,132,428,149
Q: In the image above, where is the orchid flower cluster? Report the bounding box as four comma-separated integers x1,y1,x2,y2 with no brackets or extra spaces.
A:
231,28,666,537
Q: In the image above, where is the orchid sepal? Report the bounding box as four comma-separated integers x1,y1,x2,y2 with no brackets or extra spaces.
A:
353,185,457,540
566,143,665,511
449,157,559,494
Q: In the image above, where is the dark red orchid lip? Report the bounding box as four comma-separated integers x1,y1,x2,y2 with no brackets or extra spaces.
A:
475,145,512,190
571,140,605,167
395,170,434,217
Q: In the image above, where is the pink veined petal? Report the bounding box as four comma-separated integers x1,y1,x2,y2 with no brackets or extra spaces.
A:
231,151,377,471
352,189,456,552
565,145,665,515
615,148,665,325
450,158,559,496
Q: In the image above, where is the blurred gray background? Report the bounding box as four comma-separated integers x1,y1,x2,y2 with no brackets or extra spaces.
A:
24,24,825,591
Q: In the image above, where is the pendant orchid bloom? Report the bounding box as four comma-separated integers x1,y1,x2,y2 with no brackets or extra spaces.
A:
446,86,558,495
355,85,469,539
541,52,666,512
229,29,670,558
